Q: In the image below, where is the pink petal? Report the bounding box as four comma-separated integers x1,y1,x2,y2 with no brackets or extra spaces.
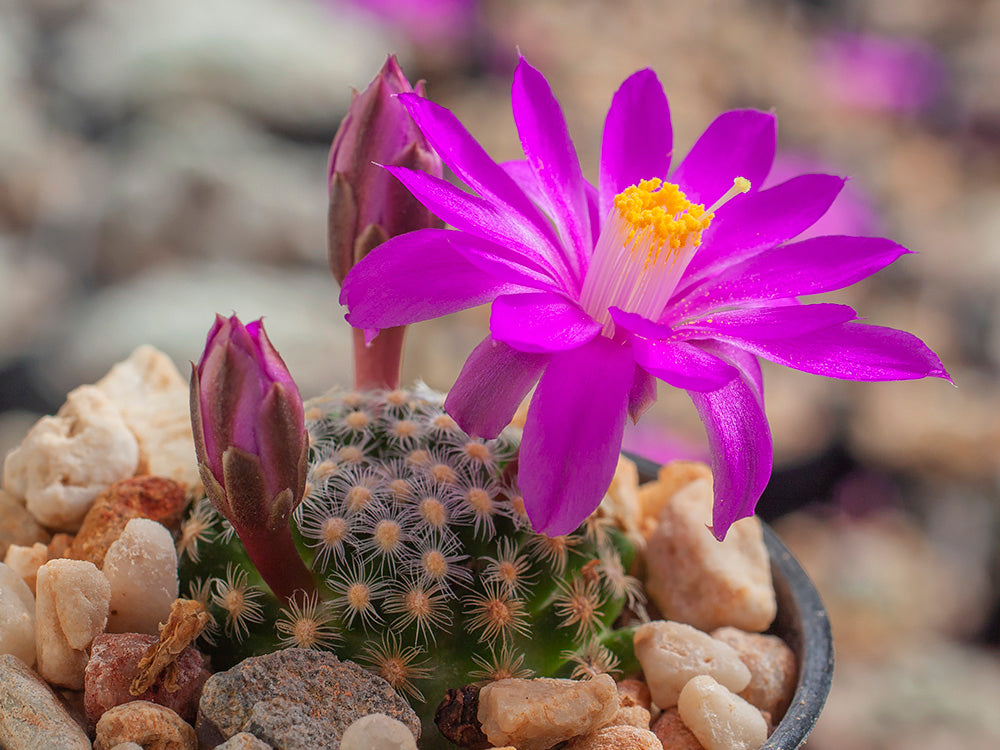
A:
634,338,740,391
686,345,772,539
671,109,776,207
599,68,672,218
383,165,572,287
678,303,859,340
710,321,952,381
520,336,634,534
628,365,657,423
397,92,562,252
683,174,846,283
685,235,911,312
450,230,563,291
490,292,602,353
504,159,602,251
512,57,592,284
340,228,534,329
445,335,549,439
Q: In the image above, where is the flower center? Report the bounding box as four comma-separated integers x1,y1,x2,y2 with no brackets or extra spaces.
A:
581,177,750,334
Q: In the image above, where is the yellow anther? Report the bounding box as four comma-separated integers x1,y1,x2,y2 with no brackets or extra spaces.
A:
612,178,712,258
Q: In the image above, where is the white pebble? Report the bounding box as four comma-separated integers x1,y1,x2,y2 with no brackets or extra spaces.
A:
634,620,751,709
103,518,178,634
340,713,417,750
35,559,110,689
677,675,768,750
0,562,36,665
94,346,202,496
2,386,139,531
3,542,48,594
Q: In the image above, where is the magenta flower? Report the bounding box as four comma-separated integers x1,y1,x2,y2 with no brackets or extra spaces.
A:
341,57,949,539
191,314,315,600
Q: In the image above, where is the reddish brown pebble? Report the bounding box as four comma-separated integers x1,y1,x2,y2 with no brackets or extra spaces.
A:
84,633,209,726
651,708,704,750
711,626,797,720
435,685,491,750
617,679,652,710
67,476,187,567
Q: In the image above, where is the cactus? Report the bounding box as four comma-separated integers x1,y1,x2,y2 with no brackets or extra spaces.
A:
177,385,645,741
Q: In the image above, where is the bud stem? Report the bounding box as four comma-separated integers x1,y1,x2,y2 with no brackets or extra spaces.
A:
239,524,317,603
353,325,406,391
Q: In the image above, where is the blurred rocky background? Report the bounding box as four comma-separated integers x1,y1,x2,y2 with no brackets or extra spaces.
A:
0,0,998,746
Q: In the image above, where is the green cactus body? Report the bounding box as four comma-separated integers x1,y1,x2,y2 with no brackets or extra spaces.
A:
177,386,645,743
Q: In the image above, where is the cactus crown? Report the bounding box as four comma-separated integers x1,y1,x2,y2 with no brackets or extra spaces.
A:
178,386,645,735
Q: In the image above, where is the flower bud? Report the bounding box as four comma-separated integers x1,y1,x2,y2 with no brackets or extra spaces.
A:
328,54,444,285
191,314,314,601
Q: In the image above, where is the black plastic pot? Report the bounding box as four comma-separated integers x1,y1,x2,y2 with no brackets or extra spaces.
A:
630,456,833,750
759,523,834,749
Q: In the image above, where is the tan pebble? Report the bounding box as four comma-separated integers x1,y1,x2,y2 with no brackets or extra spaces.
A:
48,533,74,559
608,704,651,729
564,724,662,750
110,744,144,750
3,542,48,593
0,562,36,666
477,675,619,750
215,733,273,749
94,700,196,750
650,707,703,750
712,626,797,719
638,461,712,534
340,713,417,749
68,476,187,567
642,470,776,632
600,455,643,545
677,676,768,750
0,489,50,559
35,559,110,689
616,678,651,710
94,346,203,497
633,620,750,708
103,519,178,634
2,386,140,531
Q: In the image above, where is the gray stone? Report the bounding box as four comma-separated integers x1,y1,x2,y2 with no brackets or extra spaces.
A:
0,653,91,750
196,648,419,749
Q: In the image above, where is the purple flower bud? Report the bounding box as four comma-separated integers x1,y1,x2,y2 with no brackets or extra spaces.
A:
328,54,444,285
191,314,314,601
